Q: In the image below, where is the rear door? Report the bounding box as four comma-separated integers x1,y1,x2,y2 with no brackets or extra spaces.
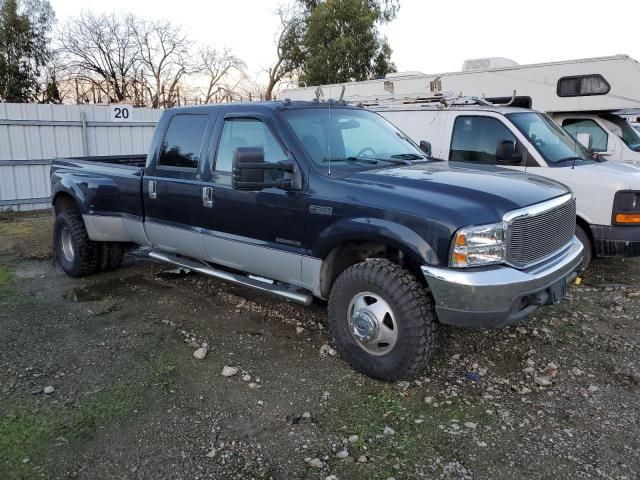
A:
143,112,213,259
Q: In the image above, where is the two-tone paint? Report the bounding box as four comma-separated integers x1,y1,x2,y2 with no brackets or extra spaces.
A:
51,102,576,321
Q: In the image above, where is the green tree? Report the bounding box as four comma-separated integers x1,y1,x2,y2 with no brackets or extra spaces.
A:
294,0,398,86
0,0,54,102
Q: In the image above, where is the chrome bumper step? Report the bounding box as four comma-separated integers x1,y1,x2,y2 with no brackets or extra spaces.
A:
148,250,313,306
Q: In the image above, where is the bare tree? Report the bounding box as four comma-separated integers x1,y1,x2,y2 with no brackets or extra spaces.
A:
197,46,246,103
57,12,249,107
131,18,193,108
59,12,139,103
264,6,305,101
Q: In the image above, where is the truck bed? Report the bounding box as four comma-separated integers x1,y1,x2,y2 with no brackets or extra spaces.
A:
51,155,147,221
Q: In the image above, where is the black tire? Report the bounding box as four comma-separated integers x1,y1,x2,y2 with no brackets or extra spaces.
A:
53,210,99,277
328,259,438,381
575,224,592,273
98,242,125,272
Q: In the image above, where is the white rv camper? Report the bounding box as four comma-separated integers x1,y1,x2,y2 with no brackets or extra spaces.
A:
282,55,640,162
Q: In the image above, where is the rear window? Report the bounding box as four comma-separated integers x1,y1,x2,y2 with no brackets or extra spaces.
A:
158,114,209,169
557,74,610,98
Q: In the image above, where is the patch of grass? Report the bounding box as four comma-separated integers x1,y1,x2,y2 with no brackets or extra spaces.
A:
0,267,14,301
0,383,140,479
150,353,181,390
0,222,33,238
65,383,139,437
0,407,58,479
326,386,497,479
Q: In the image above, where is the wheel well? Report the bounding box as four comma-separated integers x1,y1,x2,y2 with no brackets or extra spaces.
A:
318,240,424,298
53,193,79,216
576,216,594,253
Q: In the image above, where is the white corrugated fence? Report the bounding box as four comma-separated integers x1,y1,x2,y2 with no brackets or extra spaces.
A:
0,103,162,211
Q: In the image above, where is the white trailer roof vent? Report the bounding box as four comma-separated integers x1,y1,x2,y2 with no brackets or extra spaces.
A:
383,71,425,79
462,57,519,71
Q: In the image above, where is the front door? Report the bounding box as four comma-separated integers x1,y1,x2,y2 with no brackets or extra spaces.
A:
200,113,307,286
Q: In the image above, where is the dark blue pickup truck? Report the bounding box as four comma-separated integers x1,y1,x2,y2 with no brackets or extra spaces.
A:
50,101,583,380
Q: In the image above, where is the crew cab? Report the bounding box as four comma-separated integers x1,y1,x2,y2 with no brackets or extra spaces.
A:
378,103,640,270
51,101,582,380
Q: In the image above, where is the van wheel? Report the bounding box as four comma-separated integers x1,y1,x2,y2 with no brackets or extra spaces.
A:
575,225,592,273
53,210,99,277
328,259,438,381
99,243,125,272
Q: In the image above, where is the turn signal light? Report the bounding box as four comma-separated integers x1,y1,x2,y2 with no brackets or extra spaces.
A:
615,213,640,224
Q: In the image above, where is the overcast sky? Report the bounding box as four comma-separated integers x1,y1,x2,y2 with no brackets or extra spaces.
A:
50,0,640,81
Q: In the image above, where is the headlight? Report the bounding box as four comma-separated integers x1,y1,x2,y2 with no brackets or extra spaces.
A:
450,223,505,267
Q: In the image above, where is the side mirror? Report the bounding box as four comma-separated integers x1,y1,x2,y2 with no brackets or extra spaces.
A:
496,140,523,164
576,132,592,150
232,147,296,191
419,140,432,156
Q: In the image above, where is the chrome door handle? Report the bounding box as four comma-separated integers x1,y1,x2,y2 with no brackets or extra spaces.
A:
202,186,214,208
149,180,157,199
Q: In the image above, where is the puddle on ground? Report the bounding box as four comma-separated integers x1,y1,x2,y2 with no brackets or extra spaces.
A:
63,275,154,302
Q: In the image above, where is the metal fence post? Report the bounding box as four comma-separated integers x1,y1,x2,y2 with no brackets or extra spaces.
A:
80,111,89,156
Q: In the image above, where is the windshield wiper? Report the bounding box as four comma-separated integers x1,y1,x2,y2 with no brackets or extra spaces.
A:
390,153,427,161
322,156,380,165
555,156,586,164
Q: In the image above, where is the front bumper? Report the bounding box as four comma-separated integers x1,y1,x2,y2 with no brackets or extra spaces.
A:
590,224,640,257
421,237,583,328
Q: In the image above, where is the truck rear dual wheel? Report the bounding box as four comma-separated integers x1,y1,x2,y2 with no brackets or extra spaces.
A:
328,259,438,381
54,211,125,277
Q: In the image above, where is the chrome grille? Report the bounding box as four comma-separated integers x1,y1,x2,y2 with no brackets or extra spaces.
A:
506,197,576,268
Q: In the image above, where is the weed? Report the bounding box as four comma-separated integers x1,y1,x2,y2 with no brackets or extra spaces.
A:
150,353,181,390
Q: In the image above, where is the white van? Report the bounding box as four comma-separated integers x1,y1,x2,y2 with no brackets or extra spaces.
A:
282,55,640,164
374,102,640,270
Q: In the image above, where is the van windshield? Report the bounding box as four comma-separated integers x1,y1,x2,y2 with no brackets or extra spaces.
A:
282,107,427,169
600,114,640,152
507,112,591,164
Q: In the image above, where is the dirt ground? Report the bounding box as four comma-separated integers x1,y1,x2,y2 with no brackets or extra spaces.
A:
0,211,639,480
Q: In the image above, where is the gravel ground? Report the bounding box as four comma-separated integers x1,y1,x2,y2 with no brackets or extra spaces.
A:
0,212,639,480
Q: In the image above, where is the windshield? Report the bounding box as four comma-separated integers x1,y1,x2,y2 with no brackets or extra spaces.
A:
282,107,426,169
507,112,591,164
601,114,640,152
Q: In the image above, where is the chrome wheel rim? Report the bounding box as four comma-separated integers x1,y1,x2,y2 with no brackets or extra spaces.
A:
60,227,75,262
347,292,398,356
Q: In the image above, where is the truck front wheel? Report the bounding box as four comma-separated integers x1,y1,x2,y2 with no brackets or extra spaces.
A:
53,210,99,277
328,259,438,381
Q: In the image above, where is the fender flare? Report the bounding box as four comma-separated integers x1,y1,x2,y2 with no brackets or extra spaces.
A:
51,177,88,214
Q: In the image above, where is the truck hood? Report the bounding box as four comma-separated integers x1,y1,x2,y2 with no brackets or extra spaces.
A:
343,162,569,227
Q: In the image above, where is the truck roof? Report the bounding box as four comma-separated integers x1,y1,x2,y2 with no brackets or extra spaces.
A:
164,100,365,115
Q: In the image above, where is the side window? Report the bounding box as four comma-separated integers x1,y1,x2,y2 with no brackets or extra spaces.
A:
215,118,287,172
158,114,209,169
557,74,610,97
450,116,518,165
562,119,609,152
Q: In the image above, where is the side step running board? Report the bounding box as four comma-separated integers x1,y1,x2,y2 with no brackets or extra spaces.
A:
148,250,313,306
